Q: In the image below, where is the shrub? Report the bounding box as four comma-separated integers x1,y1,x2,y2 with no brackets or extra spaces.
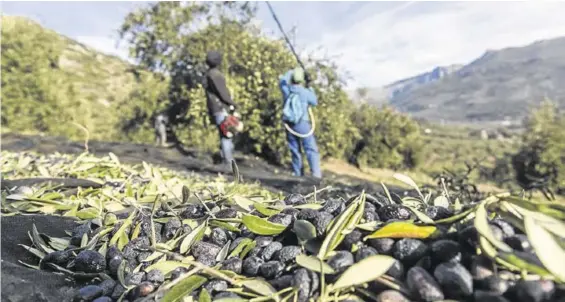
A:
511,100,565,196
349,104,424,169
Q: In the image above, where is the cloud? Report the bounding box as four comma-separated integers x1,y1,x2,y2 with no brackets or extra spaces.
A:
301,1,565,88
6,1,565,90
74,36,133,63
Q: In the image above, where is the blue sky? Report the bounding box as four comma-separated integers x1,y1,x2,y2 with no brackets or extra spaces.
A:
4,1,565,88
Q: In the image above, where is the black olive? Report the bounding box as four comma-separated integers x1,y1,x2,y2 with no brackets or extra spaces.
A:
434,262,473,298
74,285,103,302
75,250,106,273
98,279,117,296
221,257,243,274
43,250,73,267
215,208,238,219
145,269,165,284
259,261,285,279
284,193,307,205
368,238,395,255
392,238,428,266
327,251,354,274
377,205,412,222
430,240,461,264
242,256,264,276
406,266,444,302
275,245,302,264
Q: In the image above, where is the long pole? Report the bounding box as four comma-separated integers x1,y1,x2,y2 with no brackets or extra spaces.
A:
264,1,307,71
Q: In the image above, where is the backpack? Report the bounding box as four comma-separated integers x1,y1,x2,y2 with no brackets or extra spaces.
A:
282,92,305,124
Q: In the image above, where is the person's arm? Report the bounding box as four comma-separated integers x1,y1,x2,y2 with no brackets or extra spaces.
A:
279,70,294,97
305,87,318,107
209,71,236,107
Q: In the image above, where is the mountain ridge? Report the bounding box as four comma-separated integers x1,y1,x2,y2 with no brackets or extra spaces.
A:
351,36,565,124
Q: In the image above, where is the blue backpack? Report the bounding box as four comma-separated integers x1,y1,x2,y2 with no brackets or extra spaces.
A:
282,92,305,124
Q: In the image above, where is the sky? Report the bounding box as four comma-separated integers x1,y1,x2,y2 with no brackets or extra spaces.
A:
3,1,565,88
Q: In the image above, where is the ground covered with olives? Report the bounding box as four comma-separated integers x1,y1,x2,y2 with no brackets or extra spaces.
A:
2,150,565,302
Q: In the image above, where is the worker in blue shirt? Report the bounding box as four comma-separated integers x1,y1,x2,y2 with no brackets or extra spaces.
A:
279,68,322,179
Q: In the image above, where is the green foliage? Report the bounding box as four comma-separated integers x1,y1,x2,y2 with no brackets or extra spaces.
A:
119,2,414,168
1,16,67,133
350,104,423,169
511,100,565,195
1,16,165,142
2,7,424,172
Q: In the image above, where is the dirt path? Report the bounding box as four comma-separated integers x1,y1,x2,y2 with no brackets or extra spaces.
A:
1,132,405,196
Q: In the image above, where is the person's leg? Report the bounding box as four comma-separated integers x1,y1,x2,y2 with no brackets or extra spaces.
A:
286,128,303,177
155,115,167,147
296,122,322,178
214,111,235,165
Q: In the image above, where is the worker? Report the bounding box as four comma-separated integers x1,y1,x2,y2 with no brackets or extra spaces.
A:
153,101,188,148
204,50,238,166
154,111,170,147
279,68,322,179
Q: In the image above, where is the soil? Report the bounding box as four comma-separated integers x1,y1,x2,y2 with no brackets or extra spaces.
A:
0,132,409,301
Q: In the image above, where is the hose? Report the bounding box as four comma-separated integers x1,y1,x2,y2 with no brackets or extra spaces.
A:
265,1,316,138
284,107,315,138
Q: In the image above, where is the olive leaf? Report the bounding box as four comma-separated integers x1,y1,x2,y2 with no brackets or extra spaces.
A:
433,195,450,208
31,224,54,253
199,288,212,302
479,236,498,259
229,238,254,258
380,182,394,204
131,222,142,240
293,203,323,210
232,195,255,212
508,203,565,239
241,214,286,236
108,152,120,166
474,201,512,252
19,244,46,259
331,255,396,291
405,206,434,224
145,260,191,275
231,160,242,184
435,205,476,224
364,221,438,240
318,193,365,258
117,260,128,288
293,220,317,243
109,210,136,249
240,241,257,259
241,279,278,298
143,251,165,263
80,233,89,248
182,185,190,204
254,202,282,217
180,220,208,254
209,220,241,233
295,254,335,274
162,275,208,302
214,298,248,302
216,240,232,262
393,173,424,200
524,215,565,282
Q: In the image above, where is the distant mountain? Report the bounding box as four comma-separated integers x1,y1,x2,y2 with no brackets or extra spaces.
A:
385,65,463,100
357,37,565,124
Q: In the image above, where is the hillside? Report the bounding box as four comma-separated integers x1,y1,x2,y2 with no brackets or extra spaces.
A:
385,64,463,100
386,37,565,123
1,15,165,142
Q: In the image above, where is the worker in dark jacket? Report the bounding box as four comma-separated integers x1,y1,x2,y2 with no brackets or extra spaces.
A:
204,50,238,166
